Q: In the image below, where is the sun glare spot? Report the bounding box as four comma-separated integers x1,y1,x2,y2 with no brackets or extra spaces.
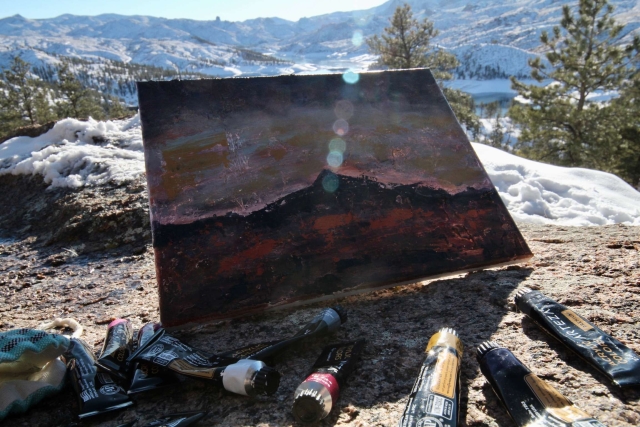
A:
333,119,349,136
322,173,340,193
327,151,343,168
342,71,359,84
329,138,346,153
334,99,354,120
352,30,364,47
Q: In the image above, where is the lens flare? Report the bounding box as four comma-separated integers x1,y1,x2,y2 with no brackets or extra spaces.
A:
334,99,354,120
327,151,343,168
333,119,349,136
351,30,364,47
329,138,346,153
342,71,359,84
322,173,340,193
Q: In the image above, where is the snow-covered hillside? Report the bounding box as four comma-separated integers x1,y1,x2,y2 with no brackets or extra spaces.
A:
1,0,638,80
1,116,638,226
450,44,544,80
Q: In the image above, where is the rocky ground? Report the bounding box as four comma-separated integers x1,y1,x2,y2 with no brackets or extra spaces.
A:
0,176,639,427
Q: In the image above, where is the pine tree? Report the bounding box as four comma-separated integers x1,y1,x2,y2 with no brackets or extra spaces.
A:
612,76,640,187
487,111,507,150
0,56,55,139
56,61,105,120
0,57,38,128
102,94,129,119
509,0,640,176
366,3,479,136
33,88,56,124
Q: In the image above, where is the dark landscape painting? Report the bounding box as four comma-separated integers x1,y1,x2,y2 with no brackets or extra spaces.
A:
138,69,532,327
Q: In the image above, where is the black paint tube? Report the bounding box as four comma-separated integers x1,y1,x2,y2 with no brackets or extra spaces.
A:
128,322,180,394
477,341,605,427
208,306,348,367
133,332,280,396
65,338,133,419
142,410,208,426
398,328,463,427
515,288,640,388
292,339,365,424
96,318,133,379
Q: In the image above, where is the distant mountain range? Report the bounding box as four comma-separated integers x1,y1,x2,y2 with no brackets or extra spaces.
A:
1,0,638,99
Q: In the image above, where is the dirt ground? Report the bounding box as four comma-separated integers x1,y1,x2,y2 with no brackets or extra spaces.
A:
1,177,639,426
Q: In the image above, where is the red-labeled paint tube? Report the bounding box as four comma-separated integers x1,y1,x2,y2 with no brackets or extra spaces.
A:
292,339,365,424
515,288,640,388
208,306,348,367
132,331,280,396
477,341,605,427
129,307,346,394
96,318,133,378
143,410,208,426
399,328,463,427
128,322,180,394
65,338,133,419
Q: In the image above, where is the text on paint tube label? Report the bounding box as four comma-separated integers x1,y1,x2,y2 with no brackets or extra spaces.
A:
524,374,592,423
425,394,454,420
430,352,458,399
538,305,639,366
307,373,340,403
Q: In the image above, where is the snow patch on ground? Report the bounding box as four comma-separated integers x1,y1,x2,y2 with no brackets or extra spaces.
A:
0,115,144,188
472,143,640,226
0,116,638,226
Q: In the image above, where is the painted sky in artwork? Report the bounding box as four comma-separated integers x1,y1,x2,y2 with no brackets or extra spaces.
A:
140,70,493,225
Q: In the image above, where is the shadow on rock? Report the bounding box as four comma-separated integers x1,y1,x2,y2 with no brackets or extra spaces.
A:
0,175,151,256
318,266,533,424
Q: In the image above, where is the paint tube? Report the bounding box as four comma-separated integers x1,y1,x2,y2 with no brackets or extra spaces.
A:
398,328,463,427
292,339,365,424
65,338,133,419
515,288,640,388
477,341,605,427
128,322,181,394
208,306,348,367
142,410,208,426
95,318,133,378
129,306,346,394
133,332,280,396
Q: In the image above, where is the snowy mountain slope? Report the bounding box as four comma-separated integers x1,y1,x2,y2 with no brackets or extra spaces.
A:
450,44,545,79
0,0,637,79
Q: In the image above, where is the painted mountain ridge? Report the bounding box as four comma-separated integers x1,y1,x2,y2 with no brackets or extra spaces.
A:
152,169,531,326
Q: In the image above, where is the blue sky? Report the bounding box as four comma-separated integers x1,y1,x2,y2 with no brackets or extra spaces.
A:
0,0,388,21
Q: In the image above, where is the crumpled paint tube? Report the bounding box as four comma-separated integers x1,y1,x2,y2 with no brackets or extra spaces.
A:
65,338,133,419
515,288,640,388
477,341,605,427
398,328,463,427
292,340,365,424
208,306,348,367
128,322,180,394
96,318,133,379
128,306,346,395
132,331,280,396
